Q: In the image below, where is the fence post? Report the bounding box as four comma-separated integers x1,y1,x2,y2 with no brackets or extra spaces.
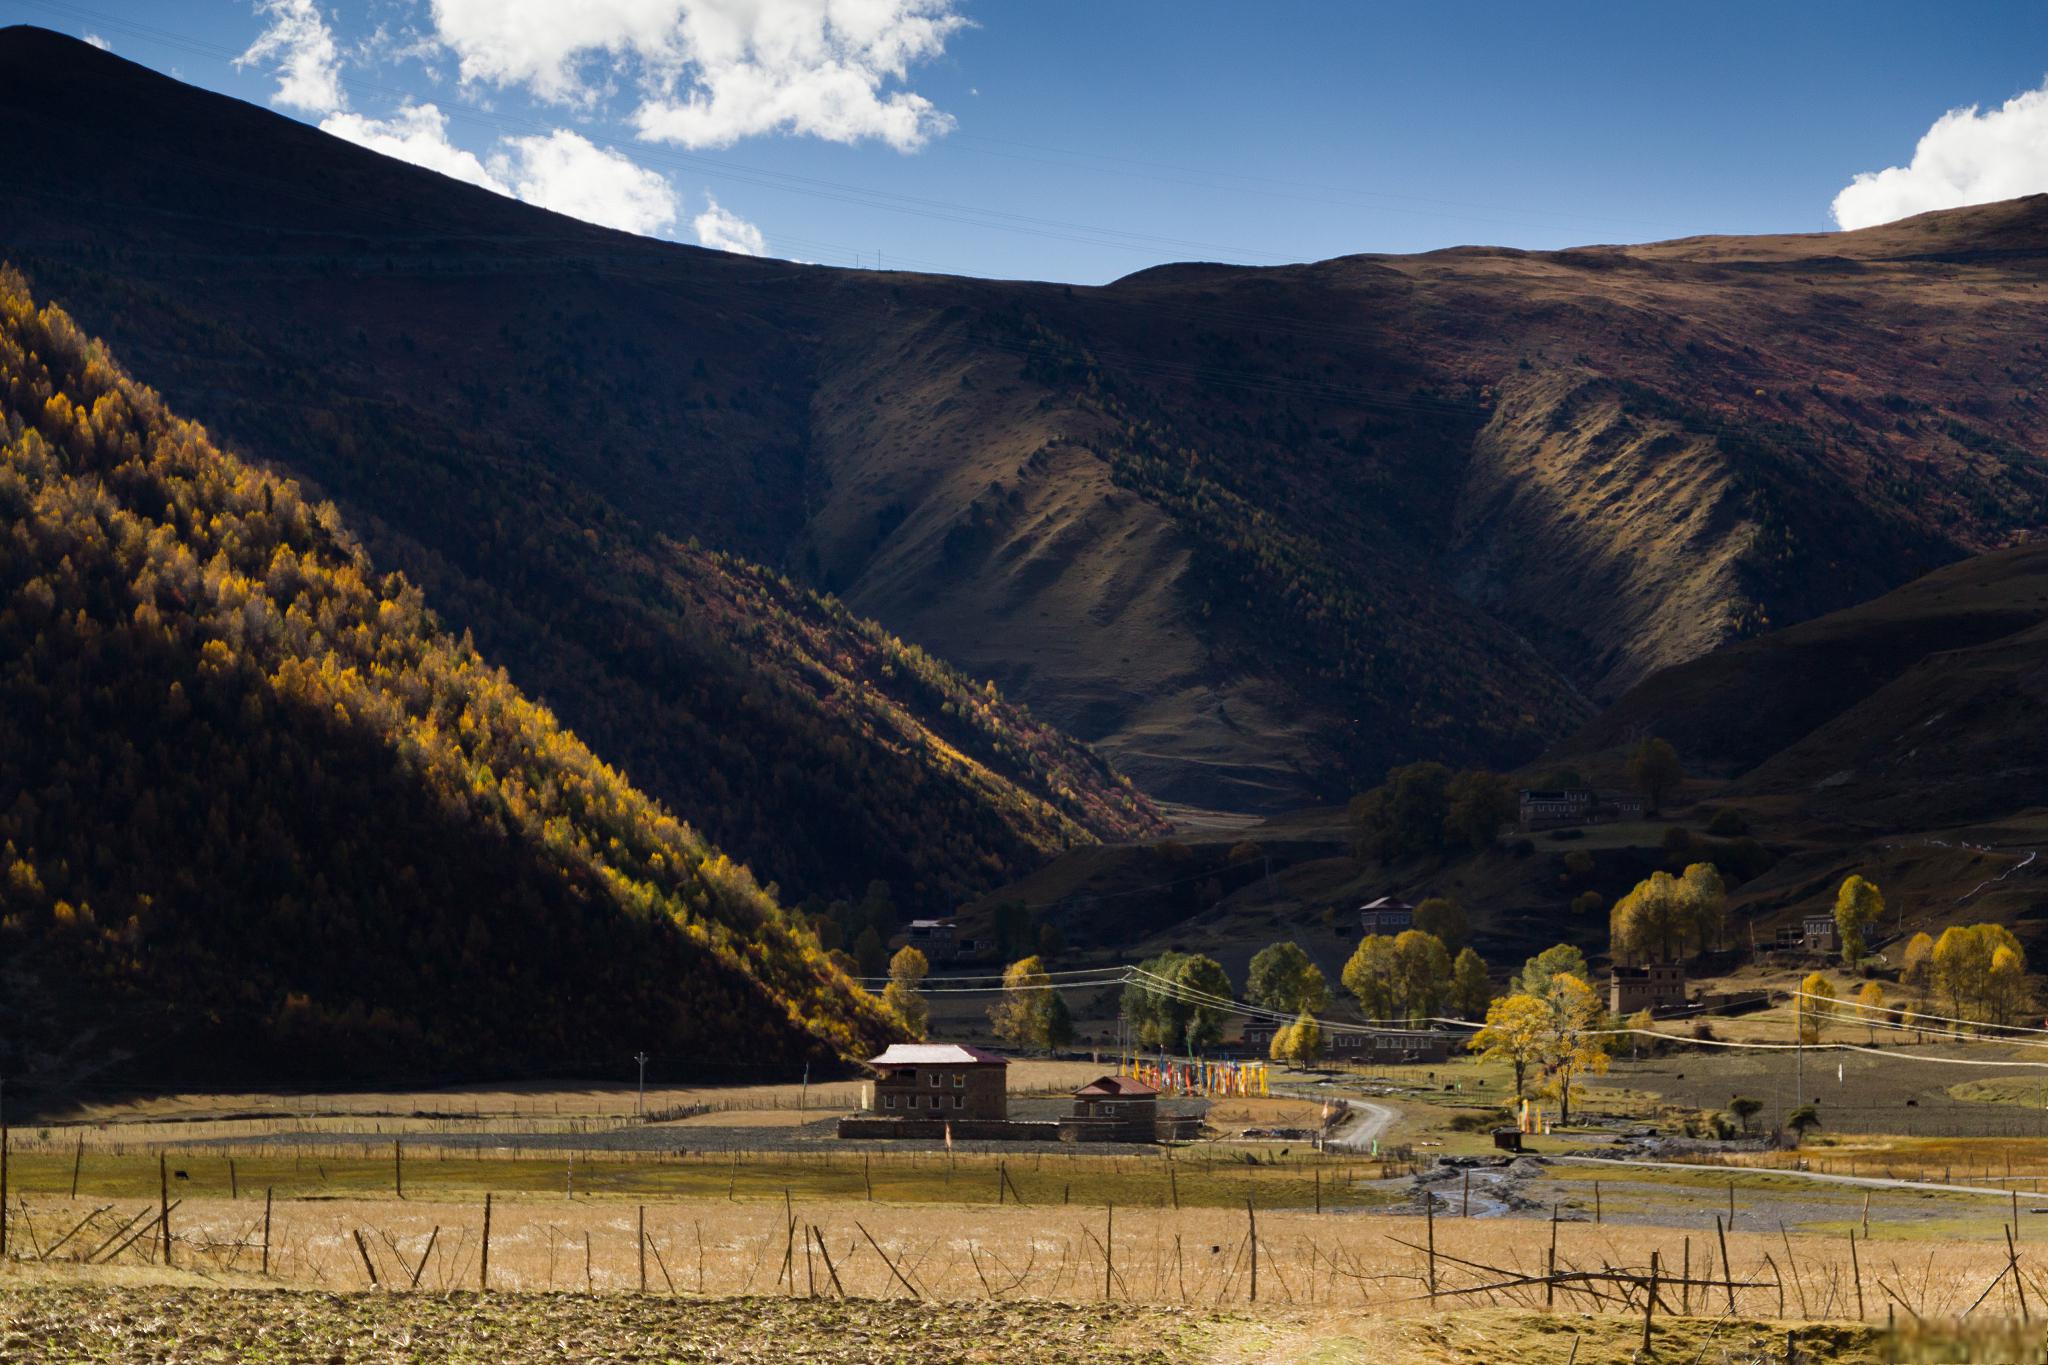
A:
639,1205,647,1294
1546,1204,1558,1308
1425,1191,1436,1296
262,1188,273,1276
480,1192,492,1291
1717,1214,1736,1313
1105,1202,1115,1300
1642,1250,1658,1353
1245,1196,1256,1303
159,1154,171,1267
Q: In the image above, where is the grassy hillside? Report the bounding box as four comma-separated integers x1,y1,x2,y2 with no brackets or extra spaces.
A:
1557,543,2048,829
5,27,2048,811
0,268,901,1087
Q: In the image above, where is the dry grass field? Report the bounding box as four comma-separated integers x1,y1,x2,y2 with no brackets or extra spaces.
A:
18,1066,2048,1357
12,1202,2040,1362
5,1188,2036,1319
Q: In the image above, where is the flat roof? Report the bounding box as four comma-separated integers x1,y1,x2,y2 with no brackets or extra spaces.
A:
867,1043,1009,1067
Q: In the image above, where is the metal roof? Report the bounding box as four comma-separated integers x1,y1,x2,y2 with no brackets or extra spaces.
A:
866,1043,1010,1067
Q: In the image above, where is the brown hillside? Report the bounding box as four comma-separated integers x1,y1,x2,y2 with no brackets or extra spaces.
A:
1556,541,2048,829
4,27,2047,813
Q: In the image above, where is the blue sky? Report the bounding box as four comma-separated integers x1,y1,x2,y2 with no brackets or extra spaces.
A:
12,0,2048,282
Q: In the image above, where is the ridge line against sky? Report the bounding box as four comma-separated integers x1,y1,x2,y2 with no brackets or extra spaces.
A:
14,0,2048,283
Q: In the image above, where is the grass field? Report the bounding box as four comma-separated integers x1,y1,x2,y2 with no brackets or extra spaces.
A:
13,1069,2048,1361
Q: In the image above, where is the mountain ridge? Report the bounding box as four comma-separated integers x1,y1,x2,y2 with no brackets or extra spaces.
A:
5,25,2048,814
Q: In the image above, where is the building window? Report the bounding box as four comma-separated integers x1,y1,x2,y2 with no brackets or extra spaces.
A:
953,1073,964,1087
930,1073,941,1087
883,1094,895,1109
952,1094,962,1109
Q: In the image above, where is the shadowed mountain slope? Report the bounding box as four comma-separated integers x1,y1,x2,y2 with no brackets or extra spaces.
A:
0,269,900,1086
1558,542,2048,830
5,26,2047,813
0,28,1162,913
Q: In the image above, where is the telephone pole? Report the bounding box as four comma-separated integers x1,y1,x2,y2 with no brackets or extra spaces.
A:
633,1051,649,1120
1794,994,1804,1109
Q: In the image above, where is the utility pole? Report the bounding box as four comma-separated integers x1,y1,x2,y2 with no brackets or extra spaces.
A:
800,1062,810,1115
1795,992,1804,1109
633,1051,649,1121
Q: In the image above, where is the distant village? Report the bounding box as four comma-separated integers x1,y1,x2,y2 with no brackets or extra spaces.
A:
833,782,1949,1145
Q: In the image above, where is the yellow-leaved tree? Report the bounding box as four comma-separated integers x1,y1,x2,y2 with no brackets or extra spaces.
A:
1854,980,1886,1044
1469,991,1550,1097
1539,974,1610,1125
989,956,1055,1050
884,945,930,1040
1933,924,2026,1025
1285,1009,1323,1067
1799,971,1836,1044
1833,875,1885,965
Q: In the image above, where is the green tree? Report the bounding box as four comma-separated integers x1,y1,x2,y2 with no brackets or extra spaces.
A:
1037,919,1066,961
1173,955,1236,1053
1786,1103,1821,1144
1628,738,1684,813
1043,990,1075,1051
1833,875,1885,965
1450,947,1491,1019
1518,944,1588,999
1247,941,1326,1014
853,925,890,980
1412,897,1468,952
1122,950,1192,1049
1350,762,1452,862
1727,1095,1763,1135
991,902,1035,960
1444,770,1516,851
883,945,930,1039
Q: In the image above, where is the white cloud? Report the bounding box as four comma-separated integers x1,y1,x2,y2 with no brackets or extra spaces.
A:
320,103,509,192
1833,80,2048,230
319,104,681,237
237,0,348,116
426,0,965,150
489,131,682,235
692,194,766,254
82,32,110,50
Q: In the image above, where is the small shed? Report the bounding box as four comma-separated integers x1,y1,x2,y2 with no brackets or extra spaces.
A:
1059,1074,1160,1143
